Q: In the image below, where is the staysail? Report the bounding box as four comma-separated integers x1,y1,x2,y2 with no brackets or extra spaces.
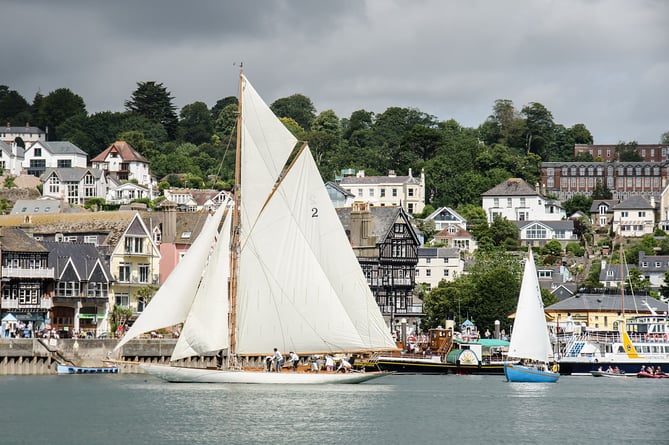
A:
507,249,552,363
171,209,232,360
115,203,226,351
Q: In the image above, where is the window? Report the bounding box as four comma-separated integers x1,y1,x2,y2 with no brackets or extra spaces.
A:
56,281,78,297
639,211,646,217
621,211,629,218
139,264,150,283
520,198,526,207
369,188,374,197
493,198,499,207
426,258,431,264
443,269,449,277
115,293,129,307
415,269,419,277
392,188,397,197
380,189,385,197
526,224,547,239
426,269,431,277
34,148,42,157
87,282,108,297
408,188,414,197
57,159,72,168
125,237,144,253
357,188,363,197
507,198,512,208
84,235,98,245
118,263,131,282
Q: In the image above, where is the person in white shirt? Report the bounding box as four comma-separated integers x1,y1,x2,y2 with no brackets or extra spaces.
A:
273,348,284,372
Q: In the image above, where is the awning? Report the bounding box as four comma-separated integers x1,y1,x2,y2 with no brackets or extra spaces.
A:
13,312,45,322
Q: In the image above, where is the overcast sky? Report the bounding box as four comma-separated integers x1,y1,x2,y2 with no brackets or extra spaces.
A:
2,0,667,144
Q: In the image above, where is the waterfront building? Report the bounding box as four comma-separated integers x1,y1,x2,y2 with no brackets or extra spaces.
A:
0,140,25,176
40,167,108,205
0,227,53,331
336,202,421,331
91,141,151,188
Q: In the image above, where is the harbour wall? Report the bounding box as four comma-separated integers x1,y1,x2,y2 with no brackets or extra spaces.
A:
0,338,230,375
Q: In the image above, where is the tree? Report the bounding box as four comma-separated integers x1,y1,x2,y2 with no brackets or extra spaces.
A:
37,88,87,140
178,101,214,145
125,81,178,139
661,131,669,145
210,96,237,121
0,86,31,126
521,102,555,160
562,194,592,216
270,93,316,131
614,141,642,162
592,180,613,200
659,270,669,300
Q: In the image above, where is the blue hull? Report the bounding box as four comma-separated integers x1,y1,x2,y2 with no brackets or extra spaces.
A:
504,363,559,383
57,364,119,374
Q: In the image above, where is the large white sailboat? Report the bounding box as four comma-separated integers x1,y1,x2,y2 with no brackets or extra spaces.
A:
114,70,396,384
504,249,559,383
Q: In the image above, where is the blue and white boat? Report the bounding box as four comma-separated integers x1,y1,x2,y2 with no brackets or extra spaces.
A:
504,249,559,383
57,364,119,374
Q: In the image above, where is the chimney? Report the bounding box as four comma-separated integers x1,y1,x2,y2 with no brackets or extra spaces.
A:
650,196,656,208
408,168,413,178
350,201,373,247
388,170,396,177
26,122,29,128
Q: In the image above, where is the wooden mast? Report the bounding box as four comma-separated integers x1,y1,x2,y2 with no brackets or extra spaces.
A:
228,64,243,358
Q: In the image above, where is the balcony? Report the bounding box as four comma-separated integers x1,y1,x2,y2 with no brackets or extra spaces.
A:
2,267,55,279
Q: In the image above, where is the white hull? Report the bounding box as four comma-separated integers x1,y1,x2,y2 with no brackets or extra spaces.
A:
141,364,389,384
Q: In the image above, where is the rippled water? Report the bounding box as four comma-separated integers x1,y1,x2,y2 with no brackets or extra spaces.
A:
3,373,667,444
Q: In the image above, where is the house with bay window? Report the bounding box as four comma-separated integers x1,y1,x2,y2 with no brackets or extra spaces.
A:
514,220,577,248
109,213,161,313
0,227,54,331
611,195,655,238
41,167,108,205
42,241,112,336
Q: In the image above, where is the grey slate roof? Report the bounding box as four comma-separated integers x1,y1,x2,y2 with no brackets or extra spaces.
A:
11,199,61,215
589,199,617,213
335,206,420,244
38,141,87,156
41,167,103,182
599,262,631,283
417,247,460,258
2,125,45,135
481,178,539,197
0,140,25,157
546,293,661,313
41,241,110,281
613,195,653,210
325,181,355,198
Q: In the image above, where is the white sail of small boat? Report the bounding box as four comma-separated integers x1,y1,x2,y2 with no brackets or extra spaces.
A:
504,248,559,383
115,70,396,384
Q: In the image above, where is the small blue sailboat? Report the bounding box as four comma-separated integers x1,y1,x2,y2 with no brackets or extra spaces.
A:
504,249,559,383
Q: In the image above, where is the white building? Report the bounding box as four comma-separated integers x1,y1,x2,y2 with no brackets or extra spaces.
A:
415,247,463,291
91,141,151,187
611,195,655,237
41,167,108,205
339,168,426,214
0,123,46,146
106,180,151,205
0,141,25,176
481,178,565,223
23,141,88,177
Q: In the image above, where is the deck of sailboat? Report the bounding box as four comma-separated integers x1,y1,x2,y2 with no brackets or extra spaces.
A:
140,364,390,384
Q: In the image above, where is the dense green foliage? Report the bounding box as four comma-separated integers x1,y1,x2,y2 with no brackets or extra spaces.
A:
3,81,646,210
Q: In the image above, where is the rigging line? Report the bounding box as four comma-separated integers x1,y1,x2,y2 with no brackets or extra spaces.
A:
237,141,309,253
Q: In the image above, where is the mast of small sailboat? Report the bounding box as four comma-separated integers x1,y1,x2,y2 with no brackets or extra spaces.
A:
228,65,243,357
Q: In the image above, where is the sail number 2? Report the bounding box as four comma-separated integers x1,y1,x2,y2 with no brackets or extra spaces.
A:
312,207,319,217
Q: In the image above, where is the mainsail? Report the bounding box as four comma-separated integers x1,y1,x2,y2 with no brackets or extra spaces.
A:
507,249,552,363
